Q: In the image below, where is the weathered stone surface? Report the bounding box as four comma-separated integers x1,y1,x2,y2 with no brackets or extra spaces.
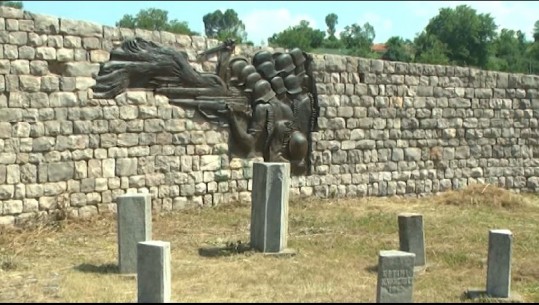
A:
59,18,102,37
398,213,426,267
48,162,75,182
251,162,290,253
19,75,41,92
0,18,537,227
0,7,23,19
30,60,48,76
18,46,35,60
116,158,137,176
137,241,171,303
35,47,56,60
63,62,100,77
486,229,513,298
117,193,152,274
32,13,60,34
376,250,415,303
57,48,73,62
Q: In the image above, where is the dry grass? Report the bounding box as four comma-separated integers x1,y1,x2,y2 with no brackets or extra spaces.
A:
0,184,538,303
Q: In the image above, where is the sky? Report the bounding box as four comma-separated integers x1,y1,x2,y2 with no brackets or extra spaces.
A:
22,1,539,45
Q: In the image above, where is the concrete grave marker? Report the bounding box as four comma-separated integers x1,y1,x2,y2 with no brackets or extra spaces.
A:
465,229,521,301
250,162,291,254
117,193,152,274
376,250,415,303
486,229,513,298
137,241,171,303
398,213,426,268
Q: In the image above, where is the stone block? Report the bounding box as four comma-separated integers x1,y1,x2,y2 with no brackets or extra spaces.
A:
116,158,137,176
486,229,512,298
35,46,56,60
59,18,102,37
117,193,152,274
376,250,415,303
19,75,41,92
250,162,290,253
32,13,59,34
57,48,73,62
398,213,426,267
137,241,171,303
63,62,100,77
18,46,35,59
0,7,23,18
30,60,48,76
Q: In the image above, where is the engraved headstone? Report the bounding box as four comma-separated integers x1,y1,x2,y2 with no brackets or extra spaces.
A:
398,213,426,267
117,193,152,274
250,162,290,253
376,250,415,303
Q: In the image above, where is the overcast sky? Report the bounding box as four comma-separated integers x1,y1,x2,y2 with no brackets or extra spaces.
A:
23,1,539,45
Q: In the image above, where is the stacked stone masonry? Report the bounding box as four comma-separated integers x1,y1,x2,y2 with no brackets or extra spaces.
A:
0,6,538,225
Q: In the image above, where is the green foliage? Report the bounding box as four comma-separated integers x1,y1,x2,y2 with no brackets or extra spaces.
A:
534,20,539,42
268,20,325,51
339,22,377,58
486,29,532,73
322,36,344,49
419,5,497,68
382,36,414,62
0,1,22,9
413,32,450,65
203,9,247,43
325,13,338,39
116,8,198,35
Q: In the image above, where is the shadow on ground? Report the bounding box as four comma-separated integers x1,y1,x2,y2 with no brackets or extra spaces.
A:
365,264,378,273
74,263,119,274
198,241,252,258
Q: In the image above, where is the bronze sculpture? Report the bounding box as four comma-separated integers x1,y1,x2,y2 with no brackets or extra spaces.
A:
93,37,319,175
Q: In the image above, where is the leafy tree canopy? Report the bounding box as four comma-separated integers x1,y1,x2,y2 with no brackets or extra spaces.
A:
203,9,247,43
339,22,377,58
268,20,325,51
382,36,414,62
116,8,198,36
0,1,22,9
419,5,497,68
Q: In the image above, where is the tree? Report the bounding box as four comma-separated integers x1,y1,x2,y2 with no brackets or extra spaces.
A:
203,9,247,43
116,8,198,35
418,5,497,68
413,32,450,65
0,1,23,8
325,13,338,39
486,29,530,73
339,22,377,57
268,20,325,51
534,20,539,42
382,36,414,62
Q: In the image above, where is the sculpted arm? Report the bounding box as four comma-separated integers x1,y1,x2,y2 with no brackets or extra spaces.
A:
226,104,268,156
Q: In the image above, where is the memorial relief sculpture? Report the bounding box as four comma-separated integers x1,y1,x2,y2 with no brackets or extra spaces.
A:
93,37,319,175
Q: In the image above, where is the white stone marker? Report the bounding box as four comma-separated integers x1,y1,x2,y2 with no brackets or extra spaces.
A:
398,213,426,267
117,193,152,274
250,162,290,253
376,250,415,303
486,229,513,298
137,241,171,303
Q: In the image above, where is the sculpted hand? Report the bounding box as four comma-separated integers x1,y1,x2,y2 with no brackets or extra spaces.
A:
224,39,236,51
217,103,234,118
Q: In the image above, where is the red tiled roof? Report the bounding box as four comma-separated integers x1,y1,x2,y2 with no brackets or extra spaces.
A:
371,43,387,53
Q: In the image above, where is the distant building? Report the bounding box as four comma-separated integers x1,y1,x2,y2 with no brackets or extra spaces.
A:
371,43,387,53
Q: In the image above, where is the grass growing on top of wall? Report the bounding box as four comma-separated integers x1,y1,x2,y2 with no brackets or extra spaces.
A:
0,184,538,302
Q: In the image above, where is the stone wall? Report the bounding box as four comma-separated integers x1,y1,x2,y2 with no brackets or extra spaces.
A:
0,6,538,225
